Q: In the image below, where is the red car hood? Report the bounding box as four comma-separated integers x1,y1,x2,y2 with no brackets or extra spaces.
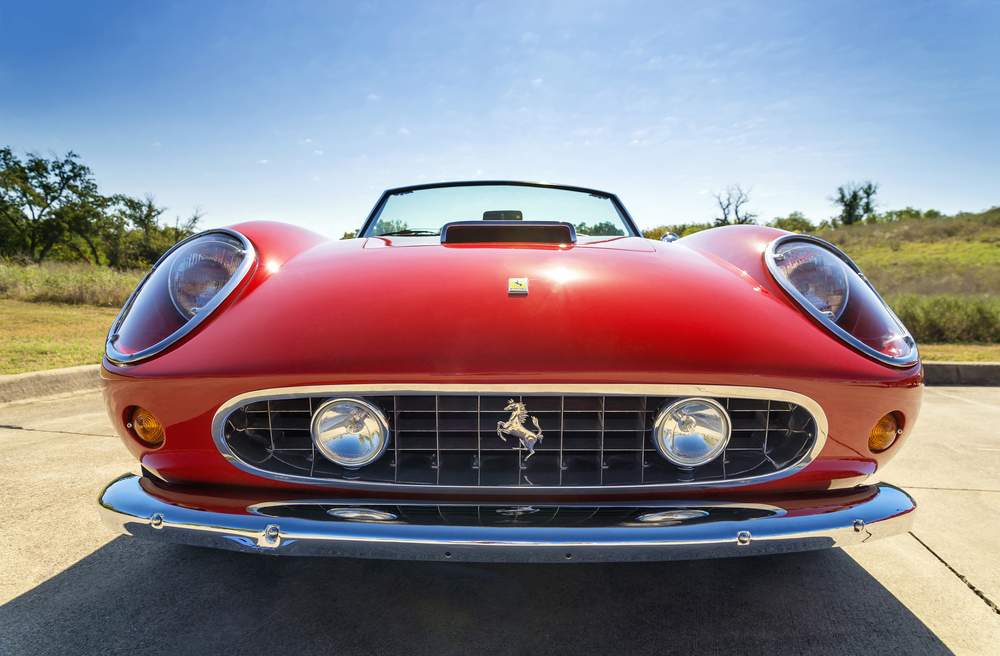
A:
118,226,910,385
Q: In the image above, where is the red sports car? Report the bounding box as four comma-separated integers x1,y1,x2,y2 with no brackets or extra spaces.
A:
98,181,920,562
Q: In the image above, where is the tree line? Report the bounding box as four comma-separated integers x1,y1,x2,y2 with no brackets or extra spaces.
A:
0,148,201,268
643,181,944,240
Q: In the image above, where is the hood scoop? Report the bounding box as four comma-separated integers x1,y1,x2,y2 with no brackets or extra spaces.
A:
440,221,577,245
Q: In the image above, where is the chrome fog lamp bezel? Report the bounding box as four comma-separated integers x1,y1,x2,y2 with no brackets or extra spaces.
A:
105,229,256,365
311,398,391,469
764,234,918,367
653,397,731,468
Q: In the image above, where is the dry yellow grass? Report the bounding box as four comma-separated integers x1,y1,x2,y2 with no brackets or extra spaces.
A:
0,300,118,375
1,300,997,377
919,343,1000,362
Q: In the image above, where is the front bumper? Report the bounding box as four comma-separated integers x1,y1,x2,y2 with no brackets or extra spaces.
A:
98,474,916,563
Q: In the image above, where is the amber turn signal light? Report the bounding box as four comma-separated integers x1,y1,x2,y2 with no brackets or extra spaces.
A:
130,407,165,447
868,413,901,453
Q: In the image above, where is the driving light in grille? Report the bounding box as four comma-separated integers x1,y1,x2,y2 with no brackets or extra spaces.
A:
766,235,918,367
653,398,731,468
868,413,901,452
311,398,390,469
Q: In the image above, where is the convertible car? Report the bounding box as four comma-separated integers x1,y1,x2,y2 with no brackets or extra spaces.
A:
98,181,921,562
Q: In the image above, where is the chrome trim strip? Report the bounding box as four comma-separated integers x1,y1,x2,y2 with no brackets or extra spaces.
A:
105,228,258,365
764,234,919,368
211,384,828,495
98,474,916,562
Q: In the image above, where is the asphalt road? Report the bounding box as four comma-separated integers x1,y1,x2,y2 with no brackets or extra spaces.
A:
1,387,998,655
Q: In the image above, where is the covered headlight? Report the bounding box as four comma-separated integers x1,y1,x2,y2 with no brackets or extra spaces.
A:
106,230,255,364
653,398,731,468
766,236,917,366
311,398,390,468
168,236,247,318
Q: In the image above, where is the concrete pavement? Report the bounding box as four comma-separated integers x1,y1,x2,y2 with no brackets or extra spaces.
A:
0,388,998,655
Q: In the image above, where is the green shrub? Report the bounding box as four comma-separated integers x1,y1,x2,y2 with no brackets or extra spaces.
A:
886,294,1000,344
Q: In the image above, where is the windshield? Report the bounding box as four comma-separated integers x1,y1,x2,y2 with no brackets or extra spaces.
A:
362,184,635,238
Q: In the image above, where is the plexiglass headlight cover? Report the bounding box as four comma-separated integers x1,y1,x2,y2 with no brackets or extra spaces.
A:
765,235,918,367
106,230,256,364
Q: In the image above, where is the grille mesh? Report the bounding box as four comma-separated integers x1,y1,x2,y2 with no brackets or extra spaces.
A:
222,395,816,487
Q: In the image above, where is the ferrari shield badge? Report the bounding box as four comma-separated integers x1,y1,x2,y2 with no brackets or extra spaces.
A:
508,277,528,294
497,399,543,460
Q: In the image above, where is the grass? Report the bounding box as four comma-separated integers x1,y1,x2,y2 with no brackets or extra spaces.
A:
0,300,119,375
814,207,1000,297
1,208,998,375
0,298,995,376
0,261,145,307
918,343,1000,362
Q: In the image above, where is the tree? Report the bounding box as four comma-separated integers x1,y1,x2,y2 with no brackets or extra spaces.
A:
713,185,758,226
0,148,102,263
767,211,813,232
575,221,624,236
832,181,878,226
102,194,202,268
642,223,712,240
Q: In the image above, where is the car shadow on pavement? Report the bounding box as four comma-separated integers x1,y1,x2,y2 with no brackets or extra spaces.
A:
0,537,951,656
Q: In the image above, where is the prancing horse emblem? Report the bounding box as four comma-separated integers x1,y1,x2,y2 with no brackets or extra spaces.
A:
497,399,544,460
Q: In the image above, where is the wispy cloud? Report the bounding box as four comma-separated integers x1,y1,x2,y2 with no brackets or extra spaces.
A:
259,159,269,164
153,142,161,146
531,78,543,88
298,139,311,144
367,93,380,101
314,150,323,155
399,128,409,135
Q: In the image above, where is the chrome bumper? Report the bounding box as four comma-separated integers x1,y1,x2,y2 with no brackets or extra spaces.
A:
98,474,916,563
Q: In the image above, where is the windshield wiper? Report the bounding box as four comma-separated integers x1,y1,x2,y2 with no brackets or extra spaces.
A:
377,229,440,236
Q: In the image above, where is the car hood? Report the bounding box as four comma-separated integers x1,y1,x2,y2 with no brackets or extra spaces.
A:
118,227,905,384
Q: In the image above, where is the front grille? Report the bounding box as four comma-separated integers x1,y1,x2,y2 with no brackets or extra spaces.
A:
221,394,817,488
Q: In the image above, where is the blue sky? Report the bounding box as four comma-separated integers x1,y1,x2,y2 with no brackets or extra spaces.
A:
2,0,997,237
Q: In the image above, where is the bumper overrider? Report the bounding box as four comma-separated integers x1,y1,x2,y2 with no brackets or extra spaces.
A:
98,474,916,562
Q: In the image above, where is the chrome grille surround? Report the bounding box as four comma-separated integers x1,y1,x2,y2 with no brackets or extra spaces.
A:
212,384,827,494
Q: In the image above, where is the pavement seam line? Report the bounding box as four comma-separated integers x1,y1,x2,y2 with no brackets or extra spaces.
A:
925,388,1000,410
909,531,1000,615
905,486,1000,493
0,424,113,439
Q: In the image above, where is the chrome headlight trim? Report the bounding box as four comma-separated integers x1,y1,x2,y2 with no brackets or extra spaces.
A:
764,234,918,368
105,228,257,365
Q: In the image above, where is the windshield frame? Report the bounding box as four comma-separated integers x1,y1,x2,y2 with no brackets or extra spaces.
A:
358,180,641,238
